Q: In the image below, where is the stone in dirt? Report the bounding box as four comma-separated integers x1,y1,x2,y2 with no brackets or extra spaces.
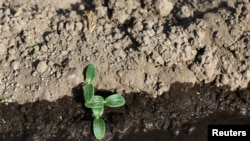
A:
155,0,174,17
36,61,48,74
0,42,7,55
11,60,20,70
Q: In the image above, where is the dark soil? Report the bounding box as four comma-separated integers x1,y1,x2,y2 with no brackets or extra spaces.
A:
0,82,250,141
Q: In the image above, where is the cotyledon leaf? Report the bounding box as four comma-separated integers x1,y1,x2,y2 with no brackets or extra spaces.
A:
86,64,96,84
104,94,125,108
93,118,105,140
83,83,95,103
85,95,105,109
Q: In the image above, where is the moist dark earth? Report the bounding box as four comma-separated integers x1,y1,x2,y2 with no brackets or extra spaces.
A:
0,82,250,141
1,0,250,141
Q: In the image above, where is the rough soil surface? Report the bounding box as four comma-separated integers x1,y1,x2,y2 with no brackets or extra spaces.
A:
1,0,250,140
0,82,250,141
0,0,250,103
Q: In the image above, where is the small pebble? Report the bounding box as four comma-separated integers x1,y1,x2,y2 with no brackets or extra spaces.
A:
75,22,83,31
55,71,61,78
4,8,11,15
79,4,85,10
0,43,7,54
40,45,48,52
243,70,250,80
11,60,20,70
32,71,38,76
36,61,48,73
155,0,173,17
8,47,16,55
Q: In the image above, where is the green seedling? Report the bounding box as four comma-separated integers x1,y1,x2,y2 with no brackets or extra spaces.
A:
0,98,8,103
182,87,188,92
83,64,125,140
28,45,39,53
1,118,6,124
0,98,9,104
58,116,63,121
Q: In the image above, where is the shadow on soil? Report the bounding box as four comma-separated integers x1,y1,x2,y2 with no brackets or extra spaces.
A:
0,82,250,141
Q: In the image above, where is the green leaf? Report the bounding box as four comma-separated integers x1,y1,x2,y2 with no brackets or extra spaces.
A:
0,98,8,103
28,45,39,53
85,95,105,109
83,84,95,103
92,108,104,118
86,64,96,84
93,118,105,140
104,94,125,108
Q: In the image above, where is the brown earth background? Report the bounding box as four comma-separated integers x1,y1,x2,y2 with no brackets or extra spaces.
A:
1,0,250,140
0,0,250,103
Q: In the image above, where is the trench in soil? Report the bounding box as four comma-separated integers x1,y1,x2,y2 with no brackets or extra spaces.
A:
0,82,250,141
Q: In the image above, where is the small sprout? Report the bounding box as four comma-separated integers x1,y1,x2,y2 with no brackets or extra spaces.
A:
0,98,9,104
181,87,188,92
1,118,6,124
28,45,39,53
184,87,188,92
0,98,13,105
83,64,126,140
58,116,63,121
